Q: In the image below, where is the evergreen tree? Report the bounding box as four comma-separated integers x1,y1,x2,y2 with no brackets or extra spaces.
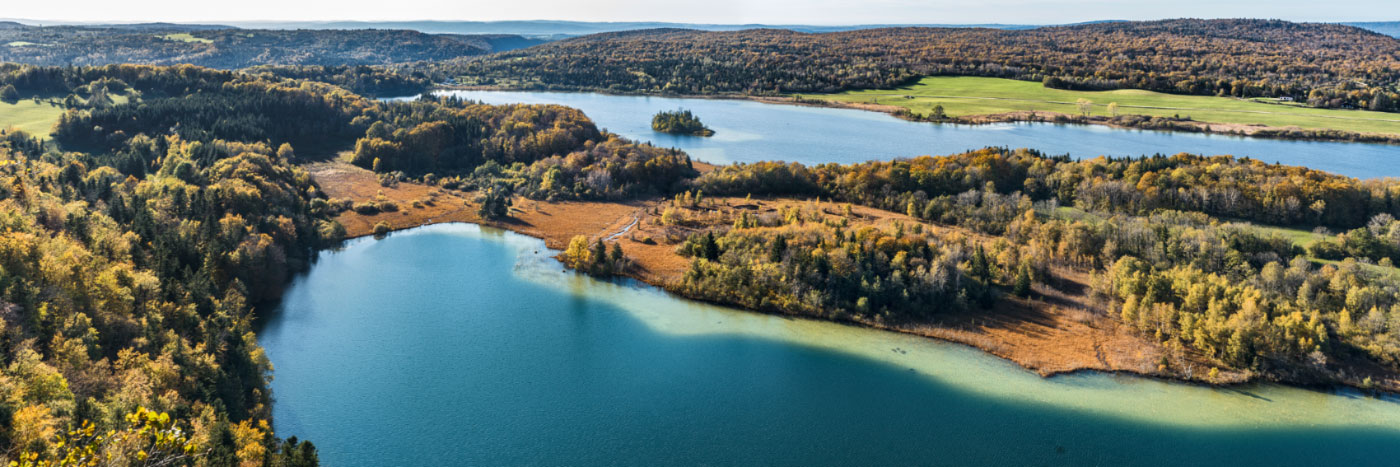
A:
1013,263,1033,297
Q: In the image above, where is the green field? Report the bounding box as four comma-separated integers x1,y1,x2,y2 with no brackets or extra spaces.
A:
0,99,66,137
1242,223,1327,248
159,33,213,44
800,76,1400,136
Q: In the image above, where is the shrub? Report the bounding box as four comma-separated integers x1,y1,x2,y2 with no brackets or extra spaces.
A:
318,220,347,243
352,202,380,215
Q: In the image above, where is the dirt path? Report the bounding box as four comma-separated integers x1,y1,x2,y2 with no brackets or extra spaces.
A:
604,213,641,242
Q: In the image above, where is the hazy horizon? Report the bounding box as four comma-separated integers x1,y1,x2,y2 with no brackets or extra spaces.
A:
2,0,1396,26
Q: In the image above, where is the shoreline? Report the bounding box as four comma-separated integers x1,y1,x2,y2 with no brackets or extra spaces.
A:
343,204,1389,397
307,161,1397,396
435,84,1400,146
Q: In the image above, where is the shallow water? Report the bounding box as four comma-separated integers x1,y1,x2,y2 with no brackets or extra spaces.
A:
260,224,1400,466
407,90,1400,179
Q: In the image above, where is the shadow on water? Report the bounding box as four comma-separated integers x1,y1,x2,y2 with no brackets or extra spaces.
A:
1222,388,1274,402
258,224,1400,467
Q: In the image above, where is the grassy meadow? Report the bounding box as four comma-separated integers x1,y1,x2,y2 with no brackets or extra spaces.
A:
800,76,1400,136
159,33,213,44
0,99,66,137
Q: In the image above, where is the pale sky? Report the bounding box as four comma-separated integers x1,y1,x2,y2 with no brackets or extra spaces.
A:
6,0,1398,25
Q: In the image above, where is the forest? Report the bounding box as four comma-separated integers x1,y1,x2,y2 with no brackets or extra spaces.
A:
0,64,374,465
347,95,697,200
431,19,1400,112
674,212,987,321
0,129,328,465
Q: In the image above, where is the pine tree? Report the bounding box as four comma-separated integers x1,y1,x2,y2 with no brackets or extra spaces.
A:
769,235,787,262
1013,263,1033,297
969,245,991,282
702,232,720,260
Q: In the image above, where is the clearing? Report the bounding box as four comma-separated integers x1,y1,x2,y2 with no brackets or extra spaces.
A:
0,99,66,137
159,33,213,44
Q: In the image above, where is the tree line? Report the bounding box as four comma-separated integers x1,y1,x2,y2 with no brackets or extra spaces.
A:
692,149,1400,230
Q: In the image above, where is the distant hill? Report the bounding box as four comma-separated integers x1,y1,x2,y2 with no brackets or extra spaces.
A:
220,20,1056,37
428,19,1400,112
95,22,234,31
0,24,538,68
1349,21,1400,37
473,34,553,52
2,19,1079,38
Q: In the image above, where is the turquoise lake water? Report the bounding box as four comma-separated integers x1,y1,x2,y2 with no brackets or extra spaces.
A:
260,224,1400,466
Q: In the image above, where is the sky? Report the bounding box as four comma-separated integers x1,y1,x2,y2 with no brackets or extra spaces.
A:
5,0,1397,25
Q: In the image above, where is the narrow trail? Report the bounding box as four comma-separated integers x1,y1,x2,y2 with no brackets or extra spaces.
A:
604,212,641,242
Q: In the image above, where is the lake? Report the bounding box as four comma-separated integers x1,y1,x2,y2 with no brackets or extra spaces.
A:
412,90,1400,179
260,224,1400,466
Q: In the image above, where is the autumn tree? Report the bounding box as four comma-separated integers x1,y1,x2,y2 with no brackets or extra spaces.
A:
0,84,18,103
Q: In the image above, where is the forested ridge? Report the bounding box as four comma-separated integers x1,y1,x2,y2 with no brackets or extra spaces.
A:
434,18,1400,112
0,61,427,105
0,25,507,69
0,25,520,96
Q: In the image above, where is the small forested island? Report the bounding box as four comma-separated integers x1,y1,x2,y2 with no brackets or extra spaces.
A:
651,108,714,136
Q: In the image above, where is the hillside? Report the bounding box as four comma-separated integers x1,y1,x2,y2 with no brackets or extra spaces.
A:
0,24,533,68
215,19,1047,35
434,19,1400,112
